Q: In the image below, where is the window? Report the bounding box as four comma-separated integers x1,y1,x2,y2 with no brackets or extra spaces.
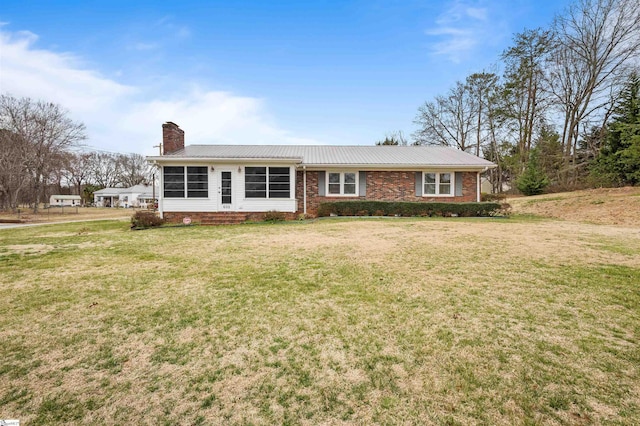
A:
245,167,267,198
163,166,209,198
268,167,290,198
164,166,185,198
423,172,453,196
327,172,357,196
187,167,208,198
245,167,291,199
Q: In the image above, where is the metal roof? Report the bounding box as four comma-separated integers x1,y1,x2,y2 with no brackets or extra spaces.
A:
149,145,495,169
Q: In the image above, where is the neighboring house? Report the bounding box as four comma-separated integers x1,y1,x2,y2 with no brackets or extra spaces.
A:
49,195,81,207
94,185,157,208
481,177,511,194
94,188,124,207
147,122,496,224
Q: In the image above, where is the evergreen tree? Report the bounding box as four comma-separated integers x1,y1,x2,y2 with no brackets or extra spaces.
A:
516,148,550,195
591,71,640,185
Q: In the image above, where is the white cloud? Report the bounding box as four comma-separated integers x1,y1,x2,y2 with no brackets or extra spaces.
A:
0,28,320,156
155,16,191,40
466,7,488,21
425,1,499,63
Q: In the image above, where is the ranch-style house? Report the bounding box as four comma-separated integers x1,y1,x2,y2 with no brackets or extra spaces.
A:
147,122,496,224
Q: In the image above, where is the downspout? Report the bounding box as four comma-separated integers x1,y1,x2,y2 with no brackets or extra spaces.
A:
477,171,481,202
158,164,164,218
303,166,307,215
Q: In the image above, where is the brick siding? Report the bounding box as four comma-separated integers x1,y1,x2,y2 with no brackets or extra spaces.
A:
297,170,477,216
163,211,298,225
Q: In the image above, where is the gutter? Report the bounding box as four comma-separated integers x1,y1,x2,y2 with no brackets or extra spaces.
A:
147,156,303,164
301,164,496,171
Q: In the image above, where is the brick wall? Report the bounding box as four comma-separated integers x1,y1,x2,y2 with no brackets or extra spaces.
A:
296,170,478,216
163,211,298,225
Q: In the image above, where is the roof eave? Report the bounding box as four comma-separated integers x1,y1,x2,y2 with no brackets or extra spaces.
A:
301,163,496,171
147,156,303,164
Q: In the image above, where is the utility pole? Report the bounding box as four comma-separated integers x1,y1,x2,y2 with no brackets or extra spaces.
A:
152,173,156,212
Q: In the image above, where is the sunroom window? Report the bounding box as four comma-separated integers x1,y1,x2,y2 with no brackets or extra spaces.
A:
163,166,209,198
245,167,291,199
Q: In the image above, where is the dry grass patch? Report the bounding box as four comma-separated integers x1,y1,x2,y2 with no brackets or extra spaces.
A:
0,218,639,424
0,207,132,224
508,186,640,226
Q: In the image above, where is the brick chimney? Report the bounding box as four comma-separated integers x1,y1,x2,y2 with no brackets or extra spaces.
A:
162,122,185,155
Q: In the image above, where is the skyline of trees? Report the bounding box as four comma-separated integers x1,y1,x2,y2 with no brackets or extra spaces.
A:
413,0,640,191
0,95,153,211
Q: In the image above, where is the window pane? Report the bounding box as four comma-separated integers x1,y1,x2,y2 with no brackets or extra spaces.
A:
245,175,266,183
246,167,266,175
245,167,267,198
439,173,451,195
269,191,290,198
269,167,289,175
269,174,290,183
246,190,267,198
424,173,436,184
268,167,290,198
329,173,340,184
424,183,436,194
221,171,232,204
164,166,184,174
186,167,208,198
164,166,184,198
344,173,356,184
245,182,266,191
328,183,340,194
344,183,356,194
269,183,290,191
439,183,451,194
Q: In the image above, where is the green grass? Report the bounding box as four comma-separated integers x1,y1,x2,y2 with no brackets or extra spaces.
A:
0,218,639,424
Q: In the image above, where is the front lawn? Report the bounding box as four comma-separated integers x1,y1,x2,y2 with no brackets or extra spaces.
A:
1,218,639,424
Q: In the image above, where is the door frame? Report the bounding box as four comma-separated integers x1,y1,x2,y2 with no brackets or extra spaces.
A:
217,168,235,211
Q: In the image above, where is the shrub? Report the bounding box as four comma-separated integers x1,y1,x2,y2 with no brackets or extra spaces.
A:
131,211,165,229
317,201,504,218
481,192,507,202
263,210,286,222
516,149,550,196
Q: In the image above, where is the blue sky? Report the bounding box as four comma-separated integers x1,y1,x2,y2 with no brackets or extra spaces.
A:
0,0,570,155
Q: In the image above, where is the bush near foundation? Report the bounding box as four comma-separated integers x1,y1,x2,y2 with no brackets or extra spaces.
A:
263,210,286,222
131,211,165,229
317,201,504,218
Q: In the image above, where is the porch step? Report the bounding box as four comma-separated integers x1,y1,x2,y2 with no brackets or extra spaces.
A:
198,212,249,225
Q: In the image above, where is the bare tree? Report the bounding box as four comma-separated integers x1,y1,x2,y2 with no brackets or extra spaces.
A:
413,81,476,151
0,129,30,210
466,72,500,156
89,152,122,188
0,95,86,212
501,29,554,169
547,0,640,183
64,152,95,200
118,153,152,187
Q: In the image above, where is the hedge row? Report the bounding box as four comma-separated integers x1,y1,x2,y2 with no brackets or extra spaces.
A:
317,201,505,218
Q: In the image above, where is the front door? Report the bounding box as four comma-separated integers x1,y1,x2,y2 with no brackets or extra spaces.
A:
218,170,233,210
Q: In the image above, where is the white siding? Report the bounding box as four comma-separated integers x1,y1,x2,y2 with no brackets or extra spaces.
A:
160,163,297,214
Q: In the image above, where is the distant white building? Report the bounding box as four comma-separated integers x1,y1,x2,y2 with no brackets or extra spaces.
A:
50,195,81,207
94,185,157,208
